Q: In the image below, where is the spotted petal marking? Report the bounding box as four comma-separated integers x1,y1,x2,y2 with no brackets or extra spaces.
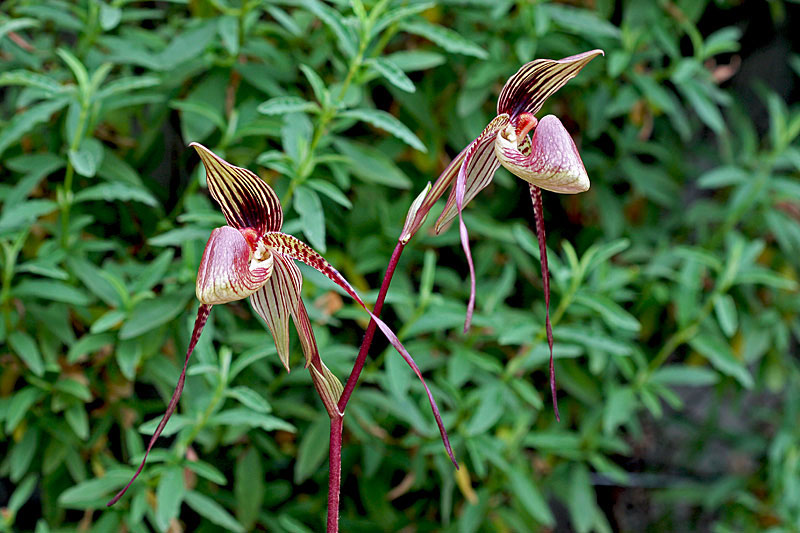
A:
497,49,604,119
434,114,510,233
495,115,590,194
263,231,458,467
250,252,302,372
196,226,274,305
191,143,283,234
107,304,211,506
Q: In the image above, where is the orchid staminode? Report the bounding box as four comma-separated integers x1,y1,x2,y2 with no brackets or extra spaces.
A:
108,143,456,506
403,50,603,420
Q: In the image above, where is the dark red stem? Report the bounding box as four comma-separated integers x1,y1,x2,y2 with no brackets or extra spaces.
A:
337,241,405,411
326,241,405,533
327,416,343,533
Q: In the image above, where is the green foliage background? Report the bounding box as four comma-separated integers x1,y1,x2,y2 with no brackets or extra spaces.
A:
1,0,799,531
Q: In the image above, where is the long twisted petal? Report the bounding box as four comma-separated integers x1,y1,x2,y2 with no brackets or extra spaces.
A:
191,143,283,234
196,226,274,305
495,115,590,194
529,185,559,421
433,114,510,233
249,252,302,372
107,304,211,506
263,231,457,467
497,49,603,119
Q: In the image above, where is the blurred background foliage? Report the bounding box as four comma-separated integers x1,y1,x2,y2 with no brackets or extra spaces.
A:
1,0,799,531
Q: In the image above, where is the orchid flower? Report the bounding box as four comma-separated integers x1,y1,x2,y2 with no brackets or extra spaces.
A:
108,143,455,506
402,50,604,420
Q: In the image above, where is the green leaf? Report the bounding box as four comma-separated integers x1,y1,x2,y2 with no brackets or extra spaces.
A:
298,64,330,107
235,447,264,529
156,22,217,70
697,166,748,189
56,48,90,99
306,179,352,208
340,108,426,152
0,199,58,233
74,181,158,206
67,332,116,363
68,138,105,178
651,365,720,387
567,464,596,533
574,293,640,332
713,293,738,337
54,378,92,402
209,408,295,433
257,96,320,116
10,426,39,482
690,333,753,388
369,58,416,93
96,76,160,100
217,16,239,56
119,290,192,339
0,18,39,42
115,337,142,380
0,98,68,158
465,382,505,435
138,414,192,437
332,138,412,189
8,331,44,376
99,2,122,31
541,4,622,40
225,386,271,414
67,257,123,308
156,467,186,530
400,20,488,59
294,186,326,252
185,460,227,485
184,491,245,533
384,50,446,72
7,474,38,516
300,0,358,58
508,469,554,526
58,470,134,508
0,70,68,95
680,80,725,133
5,388,43,433
13,280,91,306
65,404,89,440
294,415,329,483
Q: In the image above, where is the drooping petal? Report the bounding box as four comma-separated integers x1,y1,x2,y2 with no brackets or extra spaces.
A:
433,114,511,233
249,252,302,371
107,304,212,506
495,115,590,194
196,226,274,305
529,185,559,421
191,142,283,234
496,49,604,119
293,299,344,418
263,231,458,467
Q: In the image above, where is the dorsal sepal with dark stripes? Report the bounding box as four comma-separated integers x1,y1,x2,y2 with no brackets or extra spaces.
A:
191,143,283,235
497,49,604,119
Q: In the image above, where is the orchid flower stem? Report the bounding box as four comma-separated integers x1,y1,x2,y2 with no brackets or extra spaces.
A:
325,240,405,533
327,415,343,533
338,241,405,410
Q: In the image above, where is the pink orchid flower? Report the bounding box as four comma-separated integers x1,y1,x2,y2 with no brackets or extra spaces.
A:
403,50,604,420
108,143,455,506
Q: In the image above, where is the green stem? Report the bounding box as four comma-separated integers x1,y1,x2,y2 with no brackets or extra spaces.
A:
176,374,226,455
60,103,90,249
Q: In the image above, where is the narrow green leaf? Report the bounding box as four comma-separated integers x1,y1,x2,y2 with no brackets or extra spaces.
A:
400,20,488,59
508,469,554,526
294,186,326,252
341,107,426,152
0,98,68,158
369,57,416,93
8,331,44,376
332,138,412,188
184,491,246,533
257,96,320,116
690,333,753,388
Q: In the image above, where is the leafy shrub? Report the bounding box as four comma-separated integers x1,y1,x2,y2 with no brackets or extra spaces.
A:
1,0,798,531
